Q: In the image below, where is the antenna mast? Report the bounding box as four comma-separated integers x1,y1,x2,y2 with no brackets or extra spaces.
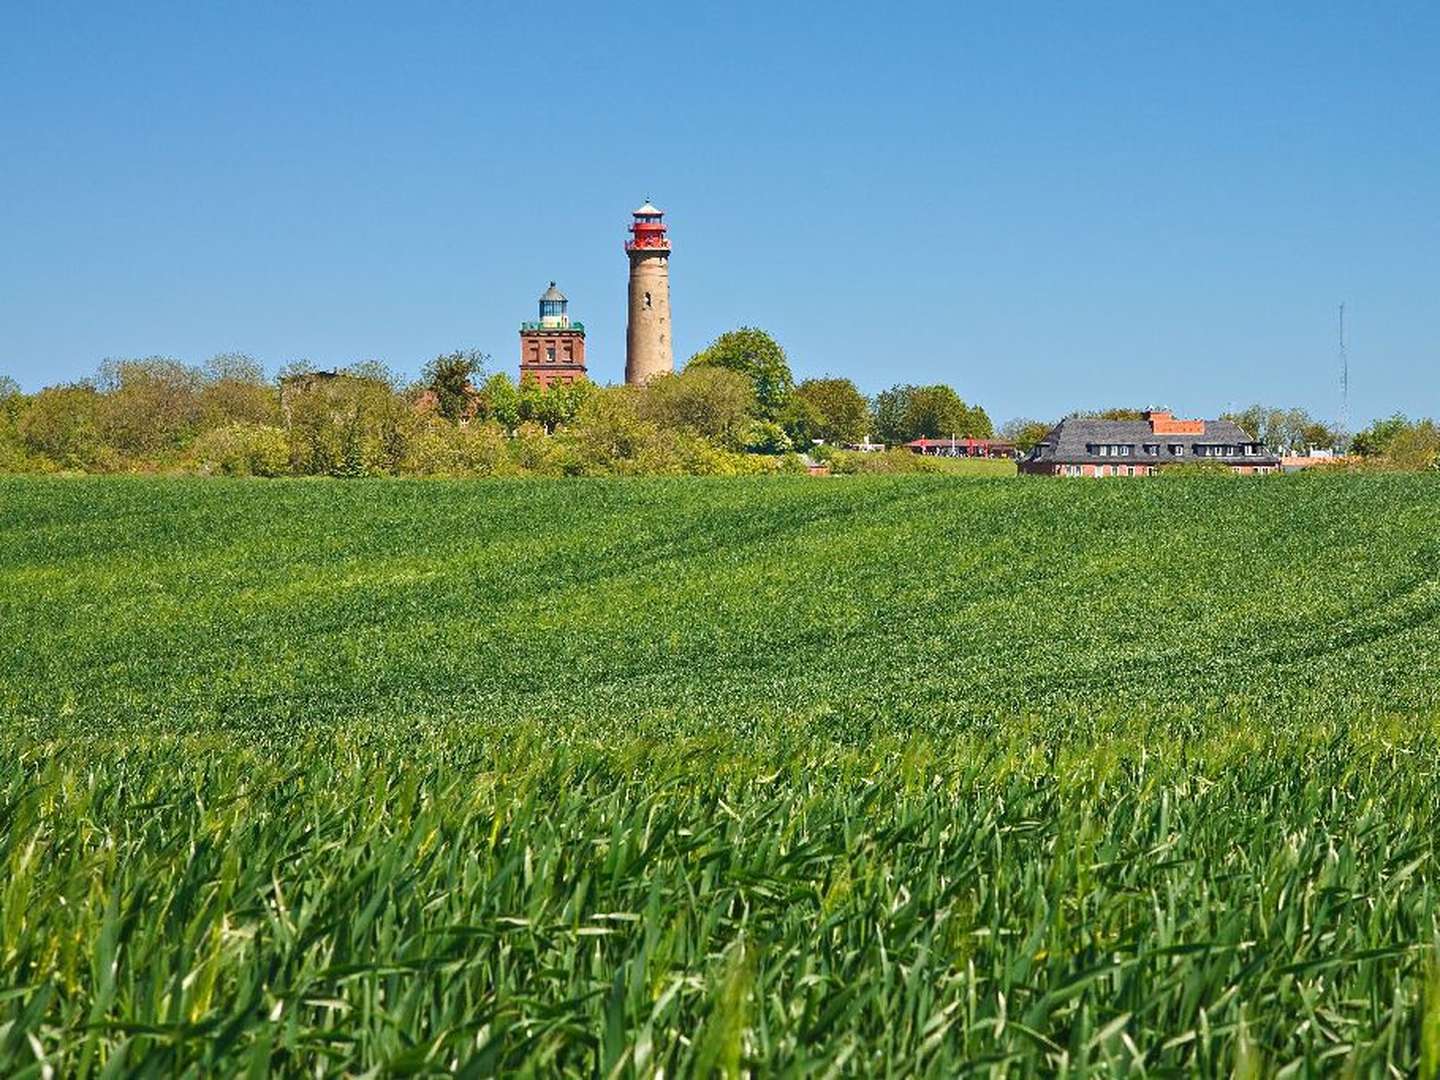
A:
1338,303,1349,437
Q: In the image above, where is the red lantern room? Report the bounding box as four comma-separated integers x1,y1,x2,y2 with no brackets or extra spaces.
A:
625,200,670,252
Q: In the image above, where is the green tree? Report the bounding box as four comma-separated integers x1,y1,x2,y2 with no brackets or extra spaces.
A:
201,353,278,427
777,393,824,448
1222,405,1343,453
95,357,207,456
531,378,594,431
283,369,412,477
423,349,488,421
1000,417,1055,453
640,366,755,447
875,383,992,443
560,387,662,472
791,377,871,445
0,376,25,471
1387,419,1440,470
480,373,521,431
872,385,914,446
517,372,546,428
18,384,107,469
687,328,794,419
1351,414,1413,457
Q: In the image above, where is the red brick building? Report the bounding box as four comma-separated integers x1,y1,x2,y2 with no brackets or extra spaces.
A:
1020,410,1281,476
519,282,587,389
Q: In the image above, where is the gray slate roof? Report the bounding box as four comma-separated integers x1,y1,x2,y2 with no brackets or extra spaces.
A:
1026,417,1280,466
540,282,567,302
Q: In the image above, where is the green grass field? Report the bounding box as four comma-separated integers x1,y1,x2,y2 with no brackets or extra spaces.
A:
2,475,1439,1075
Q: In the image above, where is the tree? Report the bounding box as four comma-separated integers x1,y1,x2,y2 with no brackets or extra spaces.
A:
283,370,413,477
531,378,594,431
1386,419,1439,470
640,366,755,447
777,393,824,448
201,353,278,427
561,387,661,470
1349,414,1439,467
517,372,546,427
18,384,106,469
687,328,794,419
480,373,521,431
1000,417,1055,453
790,377,871,445
874,384,992,444
343,360,401,389
423,349,488,421
95,357,207,456
1222,405,1343,453
872,386,913,446
1351,414,1412,457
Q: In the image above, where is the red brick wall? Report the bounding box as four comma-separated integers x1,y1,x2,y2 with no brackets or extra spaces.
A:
519,329,586,388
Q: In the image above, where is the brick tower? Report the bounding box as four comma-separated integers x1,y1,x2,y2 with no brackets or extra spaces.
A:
519,282,586,388
625,200,673,385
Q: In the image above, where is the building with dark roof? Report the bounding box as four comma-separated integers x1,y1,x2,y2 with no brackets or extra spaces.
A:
1020,410,1280,476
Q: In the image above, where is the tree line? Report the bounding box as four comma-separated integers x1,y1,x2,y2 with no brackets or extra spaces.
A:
5,333,1434,476
0,329,997,477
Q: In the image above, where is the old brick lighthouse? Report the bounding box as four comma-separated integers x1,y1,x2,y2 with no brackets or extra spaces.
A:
518,282,586,388
625,201,673,385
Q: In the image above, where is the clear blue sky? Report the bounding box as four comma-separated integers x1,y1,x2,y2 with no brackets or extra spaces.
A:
2,1,1436,426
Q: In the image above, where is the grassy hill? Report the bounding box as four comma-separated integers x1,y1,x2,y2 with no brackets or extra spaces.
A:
2,475,1438,1074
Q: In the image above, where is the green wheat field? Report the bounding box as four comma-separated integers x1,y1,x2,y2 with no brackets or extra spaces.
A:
3,475,1439,1076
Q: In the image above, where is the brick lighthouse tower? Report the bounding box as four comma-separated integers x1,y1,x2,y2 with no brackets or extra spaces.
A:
519,282,586,388
624,200,673,385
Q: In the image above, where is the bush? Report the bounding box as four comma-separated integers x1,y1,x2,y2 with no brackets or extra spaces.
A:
828,449,1014,476
282,370,415,477
638,367,754,447
96,358,208,456
401,421,514,476
741,420,793,455
1159,462,1240,477
508,422,564,476
190,423,289,476
18,385,111,471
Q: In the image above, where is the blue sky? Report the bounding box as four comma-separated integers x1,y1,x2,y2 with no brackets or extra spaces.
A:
1,1,1436,426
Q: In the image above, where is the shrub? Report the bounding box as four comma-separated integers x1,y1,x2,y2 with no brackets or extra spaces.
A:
638,367,754,446
18,384,111,471
402,421,514,476
190,423,289,476
741,420,793,455
282,369,415,477
508,422,564,476
96,358,208,456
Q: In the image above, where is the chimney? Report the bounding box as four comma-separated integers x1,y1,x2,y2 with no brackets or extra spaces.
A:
1146,409,1206,435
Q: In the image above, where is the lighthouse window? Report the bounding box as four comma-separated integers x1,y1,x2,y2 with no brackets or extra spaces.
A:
546,346,556,362
644,292,652,310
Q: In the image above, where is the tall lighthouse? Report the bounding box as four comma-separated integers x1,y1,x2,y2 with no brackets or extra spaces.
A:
624,200,673,385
